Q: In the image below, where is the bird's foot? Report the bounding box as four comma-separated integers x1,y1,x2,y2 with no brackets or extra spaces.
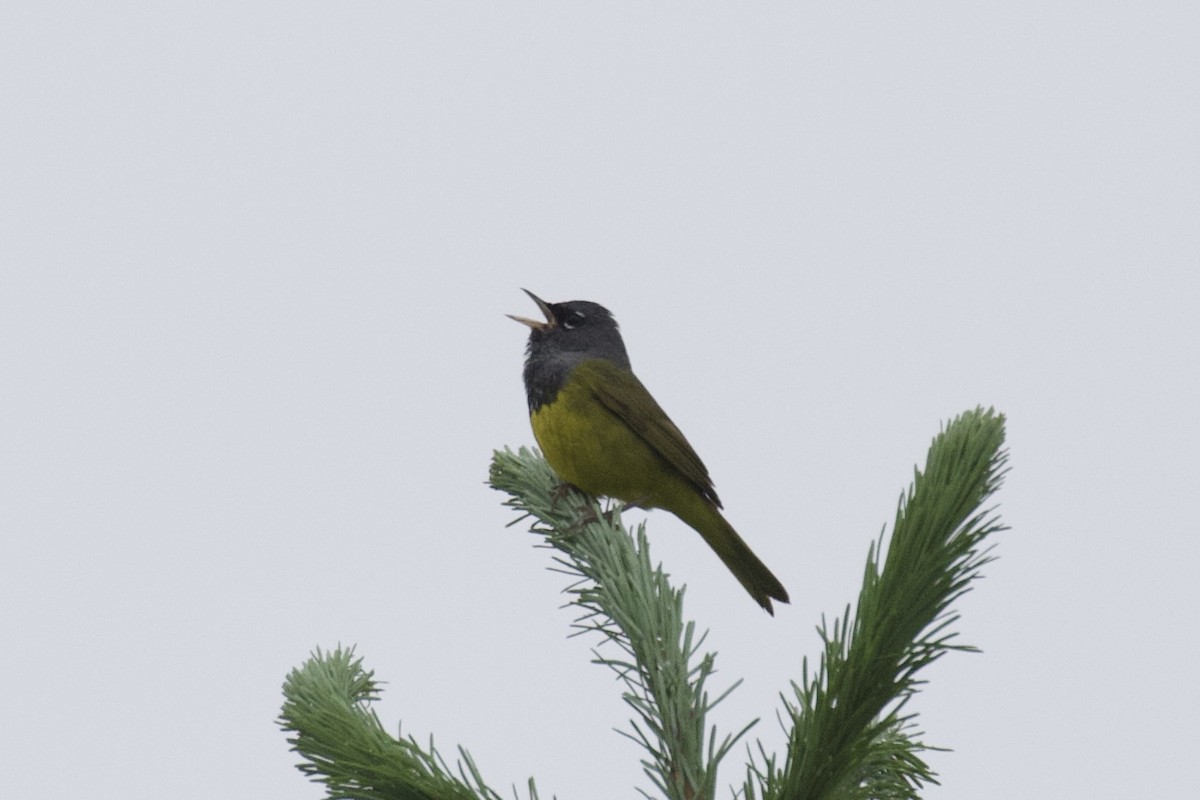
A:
547,483,606,531
549,481,580,510
568,499,621,531
589,496,651,527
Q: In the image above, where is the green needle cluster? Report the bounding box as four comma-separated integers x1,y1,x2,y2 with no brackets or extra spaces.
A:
279,407,1007,800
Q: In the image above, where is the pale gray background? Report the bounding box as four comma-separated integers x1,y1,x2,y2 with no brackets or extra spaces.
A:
2,4,1197,798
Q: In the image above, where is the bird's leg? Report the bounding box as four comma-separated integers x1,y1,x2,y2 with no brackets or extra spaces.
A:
618,494,653,512
548,482,608,531
549,481,578,510
596,494,653,526
557,490,652,530
572,504,603,528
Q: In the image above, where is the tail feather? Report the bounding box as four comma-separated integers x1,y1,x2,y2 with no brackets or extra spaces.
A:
678,504,789,614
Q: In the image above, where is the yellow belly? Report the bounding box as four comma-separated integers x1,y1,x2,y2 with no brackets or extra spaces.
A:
531,379,672,505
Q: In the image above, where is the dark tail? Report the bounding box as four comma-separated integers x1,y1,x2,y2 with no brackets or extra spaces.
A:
679,503,790,614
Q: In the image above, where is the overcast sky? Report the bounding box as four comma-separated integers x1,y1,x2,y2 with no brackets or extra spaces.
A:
2,4,1197,799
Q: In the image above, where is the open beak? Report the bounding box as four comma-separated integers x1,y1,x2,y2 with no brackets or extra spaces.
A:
507,289,556,330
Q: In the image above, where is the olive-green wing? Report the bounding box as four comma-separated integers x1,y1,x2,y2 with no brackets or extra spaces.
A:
573,359,722,508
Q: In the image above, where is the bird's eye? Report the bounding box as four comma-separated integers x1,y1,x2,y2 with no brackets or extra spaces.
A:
563,310,586,330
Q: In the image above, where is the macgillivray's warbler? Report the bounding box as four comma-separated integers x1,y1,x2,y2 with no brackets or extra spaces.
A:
509,290,789,614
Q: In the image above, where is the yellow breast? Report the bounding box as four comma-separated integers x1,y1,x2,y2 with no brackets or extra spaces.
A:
531,378,666,504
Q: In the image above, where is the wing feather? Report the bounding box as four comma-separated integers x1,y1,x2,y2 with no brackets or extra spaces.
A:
574,360,722,508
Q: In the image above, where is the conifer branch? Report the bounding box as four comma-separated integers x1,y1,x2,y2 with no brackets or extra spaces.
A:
279,407,1007,800
489,448,748,800
278,646,540,800
742,406,1008,800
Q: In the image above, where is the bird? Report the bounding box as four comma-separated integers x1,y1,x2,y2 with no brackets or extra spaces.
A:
509,289,789,614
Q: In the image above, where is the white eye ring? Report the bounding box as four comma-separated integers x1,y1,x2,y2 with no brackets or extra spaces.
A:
563,311,586,329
